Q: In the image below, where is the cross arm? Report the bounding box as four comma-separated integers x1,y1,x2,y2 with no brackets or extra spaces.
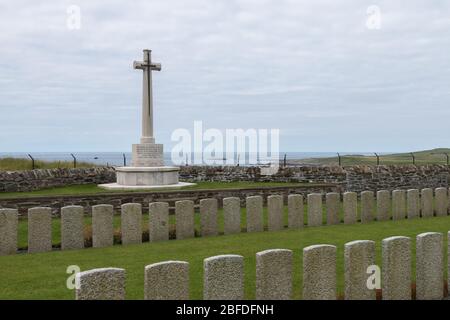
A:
133,61,162,71
133,61,145,70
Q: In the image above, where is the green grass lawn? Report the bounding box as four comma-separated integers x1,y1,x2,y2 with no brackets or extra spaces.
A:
0,181,319,199
0,157,96,171
1,215,449,300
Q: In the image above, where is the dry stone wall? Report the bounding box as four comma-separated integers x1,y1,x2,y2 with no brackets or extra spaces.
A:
1,164,449,193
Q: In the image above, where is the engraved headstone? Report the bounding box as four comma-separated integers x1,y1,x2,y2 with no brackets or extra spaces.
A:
200,198,218,237
203,255,244,300
343,192,357,224
145,261,189,300
307,193,322,227
28,207,52,253
256,249,293,300
288,194,303,228
382,236,411,300
223,197,241,235
392,190,406,220
175,200,195,240
267,195,283,231
407,189,420,219
76,268,125,300
121,203,142,245
303,244,337,300
246,196,263,232
0,208,18,255
92,204,114,248
61,206,84,250
416,232,443,300
360,191,374,223
149,202,169,242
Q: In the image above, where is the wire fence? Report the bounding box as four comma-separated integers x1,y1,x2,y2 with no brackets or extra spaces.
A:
0,151,449,170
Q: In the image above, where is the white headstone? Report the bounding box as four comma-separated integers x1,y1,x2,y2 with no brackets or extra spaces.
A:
0,208,18,255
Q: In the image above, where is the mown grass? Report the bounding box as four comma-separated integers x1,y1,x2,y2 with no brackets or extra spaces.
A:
2,210,449,299
0,157,96,171
0,181,317,199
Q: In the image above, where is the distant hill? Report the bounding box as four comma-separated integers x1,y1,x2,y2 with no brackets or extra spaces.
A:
290,148,450,166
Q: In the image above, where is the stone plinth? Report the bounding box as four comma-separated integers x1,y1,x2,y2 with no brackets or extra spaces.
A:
131,143,164,167
99,166,195,190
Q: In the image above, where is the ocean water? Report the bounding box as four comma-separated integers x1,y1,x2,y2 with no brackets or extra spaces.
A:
0,151,376,167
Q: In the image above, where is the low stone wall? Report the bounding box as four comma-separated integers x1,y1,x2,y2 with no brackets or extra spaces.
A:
0,184,338,216
0,164,449,193
0,167,115,192
180,165,450,192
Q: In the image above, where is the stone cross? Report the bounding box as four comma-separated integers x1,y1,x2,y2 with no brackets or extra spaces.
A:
133,49,161,144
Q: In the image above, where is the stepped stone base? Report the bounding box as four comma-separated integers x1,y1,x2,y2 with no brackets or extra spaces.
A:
99,166,195,190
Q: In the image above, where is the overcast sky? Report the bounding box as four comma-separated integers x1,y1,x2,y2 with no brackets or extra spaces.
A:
1,0,449,153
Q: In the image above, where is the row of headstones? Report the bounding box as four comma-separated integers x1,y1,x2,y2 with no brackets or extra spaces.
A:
76,231,450,300
310,187,449,225
0,187,449,255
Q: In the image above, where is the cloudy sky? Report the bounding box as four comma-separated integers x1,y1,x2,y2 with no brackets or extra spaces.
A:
1,0,449,153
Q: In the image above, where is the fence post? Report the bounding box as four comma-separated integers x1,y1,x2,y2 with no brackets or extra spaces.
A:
71,153,77,168
28,154,35,170
374,152,380,165
410,152,415,165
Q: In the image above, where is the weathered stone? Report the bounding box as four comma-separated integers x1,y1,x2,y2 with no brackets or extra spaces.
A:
360,191,374,223
416,232,443,300
5,164,450,195
144,261,189,300
61,206,84,250
434,188,448,217
200,198,218,237
421,188,433,217
75,267,125,300
344,240,376,300
256,249,293,300
246,196,263,232
303,244,337,300
376,190,390,221
307,193,323,227
223,197,241,235
288,194,303,228
0,208,18,255
392,190,406,220
326,192,340,225
92,204,114,248
406,189,420,219
448,231,450,295
149,202,169,242
121,203,142,245
28,207,52,253
343,192,357,224
203,254,244,300
267,195,283,231
382,236,411,300
175,200,195,240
